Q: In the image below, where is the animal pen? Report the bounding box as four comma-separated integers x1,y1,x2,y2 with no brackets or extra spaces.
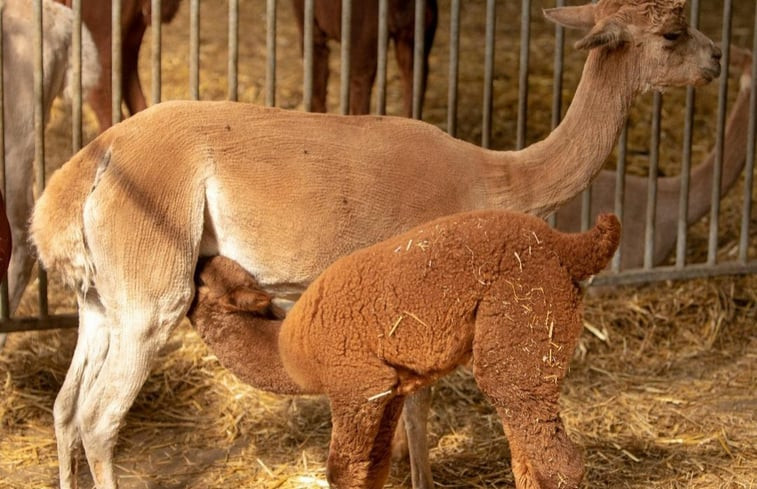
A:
0,0,755,488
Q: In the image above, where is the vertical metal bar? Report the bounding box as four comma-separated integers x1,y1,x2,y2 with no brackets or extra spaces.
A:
0,1,9,321
516,0,530,149
34,0,48,316
676,0,700,268
266,0,277,107
376,0,388,115
482,0,496,149
739,4,757,263
112,0,123,124
550,0,564,132
644,92,663,269
547,0,565,229
611,124,629,272
446,0,460,136
339,0,351,115
189,0,200,100
72,0,83,152
580,187,592,231
708,0,732,265
228,0,239,101
303,0,314,111
412,0,425,119
151,0,162,105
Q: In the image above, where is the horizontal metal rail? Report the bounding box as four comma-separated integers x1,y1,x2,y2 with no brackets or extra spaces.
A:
0,314,78,333
591,261,757,287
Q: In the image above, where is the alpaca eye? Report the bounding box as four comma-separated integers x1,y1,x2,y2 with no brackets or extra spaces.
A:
663,31,683,41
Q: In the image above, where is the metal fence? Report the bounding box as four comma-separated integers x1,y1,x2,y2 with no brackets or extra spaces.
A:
0,0,755,334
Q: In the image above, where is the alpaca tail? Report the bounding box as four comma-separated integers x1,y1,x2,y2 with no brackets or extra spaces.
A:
30,137,112,293
553,213,621,281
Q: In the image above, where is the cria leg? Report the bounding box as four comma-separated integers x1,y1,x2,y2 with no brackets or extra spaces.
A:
471,300,584,489
327,394,406,489
323,357,401,489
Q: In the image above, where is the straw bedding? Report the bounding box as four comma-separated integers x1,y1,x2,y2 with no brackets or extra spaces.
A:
1,1,755,488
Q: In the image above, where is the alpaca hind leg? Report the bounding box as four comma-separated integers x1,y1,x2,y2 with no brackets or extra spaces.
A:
471,304,584,489
76,305,182,489
54,294,110,489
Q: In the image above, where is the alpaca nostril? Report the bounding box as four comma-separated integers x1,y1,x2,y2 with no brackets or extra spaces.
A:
712,46,723,60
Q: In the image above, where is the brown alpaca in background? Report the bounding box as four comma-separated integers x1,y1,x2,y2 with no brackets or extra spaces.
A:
291,0,438,116
190,210,621,489
55,0,183,130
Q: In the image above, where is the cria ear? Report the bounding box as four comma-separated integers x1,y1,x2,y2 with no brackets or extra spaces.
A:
221,287,274,314
543,4,595,31
575,18,631,51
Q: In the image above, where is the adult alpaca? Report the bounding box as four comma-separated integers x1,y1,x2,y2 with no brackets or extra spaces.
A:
54,0,183,130
31,2,720,488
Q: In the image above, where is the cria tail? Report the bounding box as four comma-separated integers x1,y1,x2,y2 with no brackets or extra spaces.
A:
552,213,621,281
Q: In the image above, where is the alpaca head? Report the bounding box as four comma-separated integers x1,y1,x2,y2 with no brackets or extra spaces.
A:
544,0,721,92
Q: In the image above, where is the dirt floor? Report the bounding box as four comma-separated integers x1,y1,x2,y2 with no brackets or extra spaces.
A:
1,0,756,488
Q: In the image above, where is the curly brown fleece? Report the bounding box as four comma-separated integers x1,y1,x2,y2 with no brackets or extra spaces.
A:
278,209,619,489
190,209,620,489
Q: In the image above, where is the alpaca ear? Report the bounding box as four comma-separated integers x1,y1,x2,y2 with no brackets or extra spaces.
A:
221,287,273,314
575,18,631,51
543,4,595,31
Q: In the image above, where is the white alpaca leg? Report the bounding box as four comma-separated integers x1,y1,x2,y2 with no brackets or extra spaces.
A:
54,294,110,489
75,305,181,489
83,311,178,488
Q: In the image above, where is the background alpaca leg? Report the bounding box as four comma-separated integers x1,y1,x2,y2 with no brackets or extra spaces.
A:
471,302,584,489
4,147,37,312
122,25,149,116
401,389,433,489
54,295,110,489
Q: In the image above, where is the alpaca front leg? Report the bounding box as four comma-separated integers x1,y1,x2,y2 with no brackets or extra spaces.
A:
497,409,583,489
327,394,405,489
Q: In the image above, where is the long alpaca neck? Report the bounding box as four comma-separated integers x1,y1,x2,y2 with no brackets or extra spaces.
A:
484,48,639,217
675,82,752,223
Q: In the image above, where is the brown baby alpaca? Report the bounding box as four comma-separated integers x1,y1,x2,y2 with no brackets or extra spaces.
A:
195,209,620,489
189,257,307,395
